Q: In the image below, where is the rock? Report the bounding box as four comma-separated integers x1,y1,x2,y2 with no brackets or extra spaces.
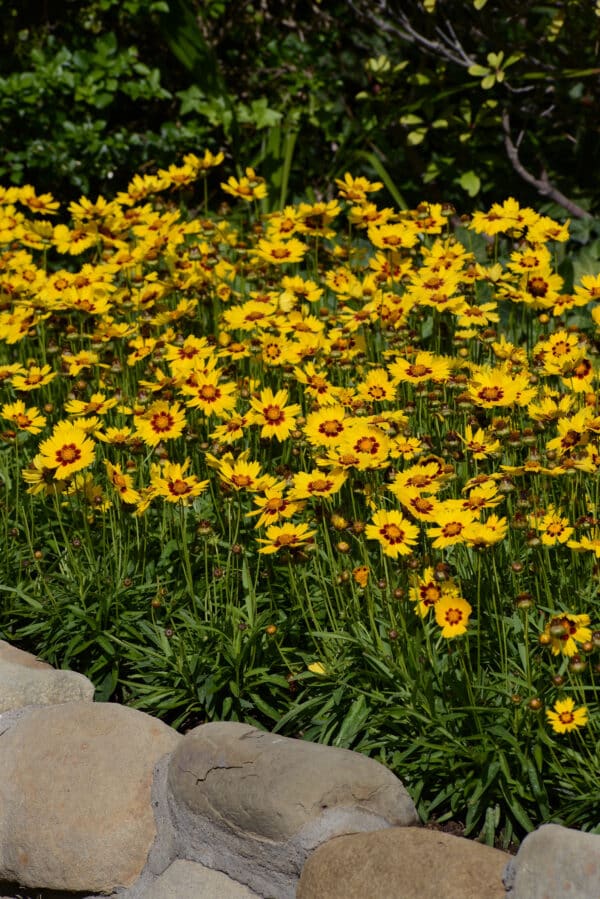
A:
0,640,95,712
297,827,510,899
0,702,181,893
165,721,419,898
503,823,600,898
133,859,260,899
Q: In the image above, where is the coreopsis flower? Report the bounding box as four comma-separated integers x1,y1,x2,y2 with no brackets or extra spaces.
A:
356,368,396,404
365,509,419,558
467,366,535,409
221,167,267,202
289,468,347,501
427,503,477,549
149,459,209,504
249,387,301,441
368,221,419,251
134,400,186,447
205,450,268,492
388,351,451,385
410,567,461,617
180,371,238,417
567,530,600,557
257,521,317,554
469,197,538,237
38,420,95,480
542,613,592,657
16,185,60,216
352,565,370,587
390,461,447,495
252,237,308,266
338,423,390,470
296,200,341,238
1,400,46,434
459,425,500,459
463,514,508,548
246,484,304,528
209,413,251,443
546,698,588,734
394,489,440,523
335,173,383,203
11,364,57,392
64,392,118,417
435,595,472,638
529,506,574,546
104,461,141,505
303,405,348,447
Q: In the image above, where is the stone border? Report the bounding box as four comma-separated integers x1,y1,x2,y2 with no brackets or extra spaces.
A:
0,641,597,898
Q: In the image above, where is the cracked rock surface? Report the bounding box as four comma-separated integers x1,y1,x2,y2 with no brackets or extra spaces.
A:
164,721,418,898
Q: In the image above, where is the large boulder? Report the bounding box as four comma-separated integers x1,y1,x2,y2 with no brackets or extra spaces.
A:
0,640,94,712
164,721,419,898
503,824,600,898
0,702,181,893
297,827,510,898
133,859,260,899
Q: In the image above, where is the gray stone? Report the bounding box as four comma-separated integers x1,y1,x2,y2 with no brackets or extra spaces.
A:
0,640,94,712
164,721,419,898
139,859,259,899
503,823,600,899
0,702,181,893
297,826,510,899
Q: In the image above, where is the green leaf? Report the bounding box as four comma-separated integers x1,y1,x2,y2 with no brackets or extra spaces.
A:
458,170,481,196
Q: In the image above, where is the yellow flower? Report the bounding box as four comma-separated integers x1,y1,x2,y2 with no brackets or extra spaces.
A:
149,459,209,504
546,698,588,734
104,461,141,505
435,595,472,638
257,521,317,554
12,364,57,392
134,400,186,447
542,613,592,657
365,509,419,558
307,662,327,676
289,468,347,501
1,400,46,434
221,167,268,202
38,420,96,480
246,485,304,528
427,504,477,549
252,237,308,266
249,387,301,441
352,565,370,588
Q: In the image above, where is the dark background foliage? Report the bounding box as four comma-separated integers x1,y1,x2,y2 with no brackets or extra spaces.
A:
2,0,600,214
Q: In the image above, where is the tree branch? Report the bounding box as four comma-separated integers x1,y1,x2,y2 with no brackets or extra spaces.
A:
502,112,591,219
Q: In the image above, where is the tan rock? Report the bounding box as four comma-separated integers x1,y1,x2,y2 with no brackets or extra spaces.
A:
0,640,94,712
297,827,510,899
166,722,419,898
0,702,181,893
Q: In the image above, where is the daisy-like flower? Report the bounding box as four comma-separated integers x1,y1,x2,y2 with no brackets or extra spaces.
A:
427,503,477,549
567,530,600,557
542,613,592,656
246,484,304,528
221,167,268,202
253,237,308,266
529,505,574,546
409,567,460,617
12,364,57,392
303,405,348,447
467,365,535,409
257,521,317,554
337,422,390,471
352,565,370,587
205,450,268,492
395,488,440,523
546,698,588,734
289,468,347,501
1,400,46,434
459,425,500,459
104,460,141,505
38,420,95,480
149,458,209,504
210,413,250,443
365,508,419,558
463,514,508,547
134,400,186,447
22,453,69,495
180,370,238,417
356,368,396,404
435,595,472,638
64,392,118,417
388,351,451,385
335,172,383,203
249,387,301,441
